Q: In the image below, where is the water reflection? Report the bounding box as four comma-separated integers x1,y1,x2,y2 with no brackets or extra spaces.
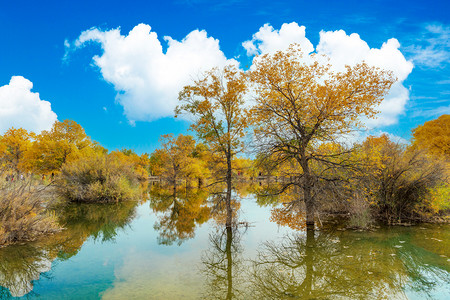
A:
250,226,450,299
200,179,253,300
0,244,52,298
0,187,448,299
0,201,138,298
58,201,138,244
201,226,247,300
150,184,211,245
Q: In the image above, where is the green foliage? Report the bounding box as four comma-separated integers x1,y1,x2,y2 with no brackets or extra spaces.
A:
425,184,450,215
57,153,141,203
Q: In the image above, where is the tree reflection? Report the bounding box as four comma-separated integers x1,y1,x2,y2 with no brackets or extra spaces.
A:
201,179,251,300
201,225,247,300
0,201,138,298
250,227,450,299
57,200,138,245
0,244,52,298
150,184,211,245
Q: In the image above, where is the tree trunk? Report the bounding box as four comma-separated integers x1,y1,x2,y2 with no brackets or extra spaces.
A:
303,224,315,296
226,226,233,300
304,183,315,226
301,156,315,227
173,173,177,196
226,151,233,228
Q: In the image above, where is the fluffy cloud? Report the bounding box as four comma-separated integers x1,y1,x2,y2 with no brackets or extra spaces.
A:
243,24,413,128
70,22,413,128
242,22,314,56
68,24,237,122
0,76,57,134
316,30,413,127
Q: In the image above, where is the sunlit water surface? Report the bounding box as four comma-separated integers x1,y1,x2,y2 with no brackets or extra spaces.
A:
0,194,448,299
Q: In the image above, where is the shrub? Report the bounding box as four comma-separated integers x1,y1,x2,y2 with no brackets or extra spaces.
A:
356,135,447,223
0,175,60,246
417,183,450,217
57,153,141,203
348,194,374,229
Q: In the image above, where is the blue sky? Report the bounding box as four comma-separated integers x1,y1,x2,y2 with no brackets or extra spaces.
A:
0,0,449,154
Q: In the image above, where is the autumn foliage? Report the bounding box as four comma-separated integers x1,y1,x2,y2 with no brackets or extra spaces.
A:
0,44,449,246
249,45,396,226
412,114,450,158
57,152,142,203
0,175,60,246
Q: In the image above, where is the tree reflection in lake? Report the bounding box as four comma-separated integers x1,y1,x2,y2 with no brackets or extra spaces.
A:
0,186,448,299
250,226,450,299
0,244,52,298
149,184,211,245
200,180,253,299
57,201,138,244
201,226,247,300
0,201,138,298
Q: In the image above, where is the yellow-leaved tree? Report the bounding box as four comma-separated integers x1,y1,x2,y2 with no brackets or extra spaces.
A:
411,115,450,216
151,134,207,191
176,65,249,227
249,45,396,227
0,127,33,173
412,114,450,158
23,120,97,174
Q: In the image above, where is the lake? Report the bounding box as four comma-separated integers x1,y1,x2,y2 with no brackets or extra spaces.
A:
0,187,449,299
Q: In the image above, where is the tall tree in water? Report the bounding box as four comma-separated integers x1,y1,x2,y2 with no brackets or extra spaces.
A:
177,65,249,228
249,45,395,228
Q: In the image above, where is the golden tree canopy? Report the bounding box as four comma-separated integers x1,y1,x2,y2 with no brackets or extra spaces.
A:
176,64,249,159
412,114,450,158
249,45,396,148
248,45,396,226
23,120,95,173
0,127,33,172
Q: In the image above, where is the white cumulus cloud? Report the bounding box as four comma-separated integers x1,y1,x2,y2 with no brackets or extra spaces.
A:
69,22,413,129
244,24,414,128
242,22,314,56
316,30,413,127
0,76,58,134
68,23,237,122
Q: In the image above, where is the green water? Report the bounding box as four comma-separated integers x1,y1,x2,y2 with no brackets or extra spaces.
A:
0,190,449,299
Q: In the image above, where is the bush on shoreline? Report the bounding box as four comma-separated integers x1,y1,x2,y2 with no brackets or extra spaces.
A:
0,176,60,246
57,153,141,203
345,135,448,226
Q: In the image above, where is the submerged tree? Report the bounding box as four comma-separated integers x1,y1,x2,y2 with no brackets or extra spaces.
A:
249,45,396,227
177,65,249,227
